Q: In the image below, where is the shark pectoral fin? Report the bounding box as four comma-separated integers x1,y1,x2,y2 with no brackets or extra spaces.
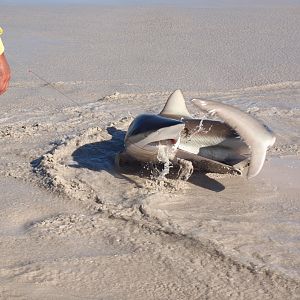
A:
247,143,267,179
176,149,241,175
176,149,214,163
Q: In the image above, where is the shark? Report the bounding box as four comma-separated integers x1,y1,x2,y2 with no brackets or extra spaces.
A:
117,90,276,180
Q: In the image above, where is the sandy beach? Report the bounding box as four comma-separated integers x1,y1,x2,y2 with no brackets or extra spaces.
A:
0,2,300,299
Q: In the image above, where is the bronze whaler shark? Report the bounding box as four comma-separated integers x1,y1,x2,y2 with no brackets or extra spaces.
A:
117,90,276,180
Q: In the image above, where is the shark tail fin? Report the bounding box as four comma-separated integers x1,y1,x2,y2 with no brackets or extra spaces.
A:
192,98,276,179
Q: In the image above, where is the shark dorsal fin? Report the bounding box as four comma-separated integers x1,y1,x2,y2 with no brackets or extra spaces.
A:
160,90,192,119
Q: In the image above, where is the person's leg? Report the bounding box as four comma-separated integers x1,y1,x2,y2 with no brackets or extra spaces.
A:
0,30,11,95
0,52,10,95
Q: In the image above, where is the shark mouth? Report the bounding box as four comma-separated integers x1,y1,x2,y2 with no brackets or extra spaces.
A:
125,114,185,163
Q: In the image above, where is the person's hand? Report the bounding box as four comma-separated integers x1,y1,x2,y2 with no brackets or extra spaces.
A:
0,53,11,95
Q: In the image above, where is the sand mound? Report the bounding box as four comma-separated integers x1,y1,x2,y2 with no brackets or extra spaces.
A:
34,118,187,221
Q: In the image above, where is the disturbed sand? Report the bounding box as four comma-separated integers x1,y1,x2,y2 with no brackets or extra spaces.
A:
0,4,300,299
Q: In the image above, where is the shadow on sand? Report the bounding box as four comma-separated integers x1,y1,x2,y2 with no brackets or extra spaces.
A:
70,127,224,192
71,127,125,172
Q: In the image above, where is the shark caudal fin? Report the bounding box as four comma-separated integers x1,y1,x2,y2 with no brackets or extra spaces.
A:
192,99,276,179
160,90,192,119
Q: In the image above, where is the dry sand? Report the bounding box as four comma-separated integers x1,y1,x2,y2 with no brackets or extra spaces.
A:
0,4,300,299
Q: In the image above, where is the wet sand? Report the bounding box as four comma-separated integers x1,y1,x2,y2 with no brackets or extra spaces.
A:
0,4,300,299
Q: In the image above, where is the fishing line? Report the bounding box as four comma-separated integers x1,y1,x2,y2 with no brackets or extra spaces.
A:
28,69,81,107
2,62,82,118
27,69,117,123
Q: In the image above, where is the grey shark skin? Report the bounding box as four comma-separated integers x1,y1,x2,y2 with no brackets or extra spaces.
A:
192,99,276,178
124,114,184,162
122,90,275,179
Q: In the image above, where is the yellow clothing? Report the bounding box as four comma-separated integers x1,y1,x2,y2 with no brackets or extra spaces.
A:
0,27,4,55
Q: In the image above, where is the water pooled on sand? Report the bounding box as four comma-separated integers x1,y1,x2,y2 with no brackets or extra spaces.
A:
28,82,300,281
1,4,300,297
1,81,300,298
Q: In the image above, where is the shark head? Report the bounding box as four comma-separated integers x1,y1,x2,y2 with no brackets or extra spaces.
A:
124,90,193,162
125,114,185,162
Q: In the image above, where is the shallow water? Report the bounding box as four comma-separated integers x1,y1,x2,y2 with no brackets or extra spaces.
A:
1,3,300,297
0,83,299,299
26,81,300,281
143,156,300,279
